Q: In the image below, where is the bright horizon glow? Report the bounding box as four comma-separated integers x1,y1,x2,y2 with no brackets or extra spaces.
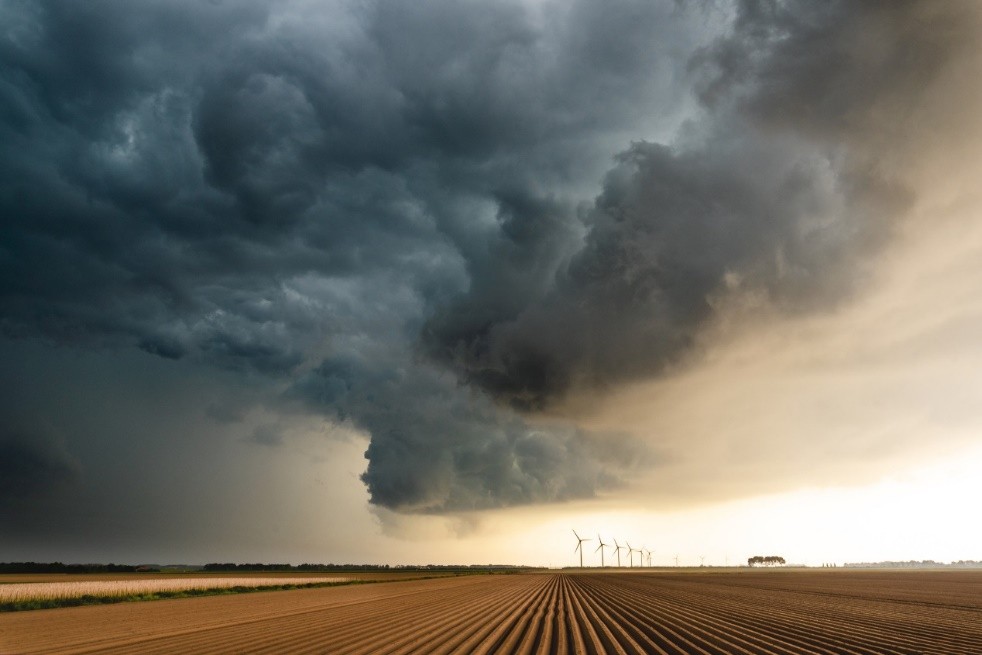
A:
421,442,982,569
252,438,982,569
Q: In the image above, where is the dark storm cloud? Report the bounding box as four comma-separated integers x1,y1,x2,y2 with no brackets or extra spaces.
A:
422,0,970,410
0,0,971,517
292,355,646,512
422,131,903,410
695,0,970,141
0,426,78,501
0,0,694,358
0,0,700,512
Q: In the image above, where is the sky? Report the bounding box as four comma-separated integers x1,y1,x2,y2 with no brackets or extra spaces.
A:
2,0,982,567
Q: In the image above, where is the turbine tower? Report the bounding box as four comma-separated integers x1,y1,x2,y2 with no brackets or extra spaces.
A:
572,530,591,568
613,539,625,567
626,542,635,567
595,534,610,568
642,548,651,568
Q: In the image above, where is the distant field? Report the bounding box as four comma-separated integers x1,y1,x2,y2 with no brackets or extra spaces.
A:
0,570,440,585
2,570,981,654
0,570,464,612
0,576,350,603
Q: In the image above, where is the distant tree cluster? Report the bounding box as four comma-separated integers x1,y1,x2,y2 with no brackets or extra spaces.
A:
203,563,301,571
203,563,392,572
747,555,786,567
0,562,156,574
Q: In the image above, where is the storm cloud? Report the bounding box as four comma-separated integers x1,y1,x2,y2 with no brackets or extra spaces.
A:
1,0,977,520
422,0,971,410
0,426,78,501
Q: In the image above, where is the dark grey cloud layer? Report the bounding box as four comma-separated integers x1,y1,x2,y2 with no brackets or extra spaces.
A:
0,0,973,523
423,0,971,410
293,356,643,512
0,426,78,500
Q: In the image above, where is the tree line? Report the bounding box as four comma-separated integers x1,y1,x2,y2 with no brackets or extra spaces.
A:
0,562,156,574
203,563,392,571
747,555,786,567
202,563,529,571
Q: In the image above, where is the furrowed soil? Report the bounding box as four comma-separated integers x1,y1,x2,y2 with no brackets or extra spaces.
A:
2,570,981,654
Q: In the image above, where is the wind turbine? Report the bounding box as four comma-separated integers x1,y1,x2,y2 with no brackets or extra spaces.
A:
613,538,625,567
595,534,610,567
642,548,651,568
674,554,680,567
626,542,636,567
572,530,591,568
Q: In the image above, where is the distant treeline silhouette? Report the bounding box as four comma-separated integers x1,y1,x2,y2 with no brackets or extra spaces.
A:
0,561,533,574
202,563,530,572
747,555,786,567
203,563,391,571
0,562,157,574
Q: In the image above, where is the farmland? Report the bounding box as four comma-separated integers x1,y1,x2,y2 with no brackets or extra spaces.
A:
0,576,349,605
2,569,981,654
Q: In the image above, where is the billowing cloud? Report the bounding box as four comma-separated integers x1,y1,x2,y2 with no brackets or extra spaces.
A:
0,0,979,526
292,355,647,512
422,0,976,410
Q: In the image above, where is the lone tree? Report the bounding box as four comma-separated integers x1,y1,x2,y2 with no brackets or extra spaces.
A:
747,555,786,567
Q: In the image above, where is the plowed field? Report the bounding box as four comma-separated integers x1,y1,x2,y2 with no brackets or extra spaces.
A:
2,570,981,654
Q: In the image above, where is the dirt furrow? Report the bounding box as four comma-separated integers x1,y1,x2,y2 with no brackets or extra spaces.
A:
579,575,890,655
557,574,591,655
138,578,511,655
0,576,501,655
459,575,558,655
691,581,977,653
564,575,656,654
514,571,560,655
326,575,544,655
378,574,553,655
472,577,557,655
5,570,982,654
571,576,744,655
596,575,915,655
591,578,783,655
0,576,491,654
580,574,977,655
128,575,546,655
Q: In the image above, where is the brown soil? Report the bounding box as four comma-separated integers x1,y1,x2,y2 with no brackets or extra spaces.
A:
2,570,981,654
